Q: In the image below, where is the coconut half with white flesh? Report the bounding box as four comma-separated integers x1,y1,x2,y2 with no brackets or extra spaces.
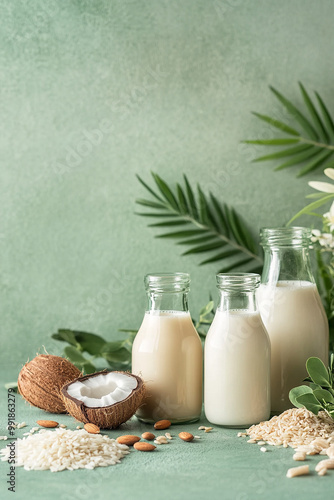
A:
61,371,145,429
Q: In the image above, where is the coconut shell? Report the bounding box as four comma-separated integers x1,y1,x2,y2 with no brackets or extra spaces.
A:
18,354,82,413
61,371,145,429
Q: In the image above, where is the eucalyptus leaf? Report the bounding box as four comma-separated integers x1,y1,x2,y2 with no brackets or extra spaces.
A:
290,357,334,420
52,329,80,348
64,346,96,374
295,393,323,414
313,388,334,404
289,385,313,408
71,331,106,356
306,357,330,387
101,346,131,364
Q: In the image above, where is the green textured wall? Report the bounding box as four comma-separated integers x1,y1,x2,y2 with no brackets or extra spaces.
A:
1,0,334,378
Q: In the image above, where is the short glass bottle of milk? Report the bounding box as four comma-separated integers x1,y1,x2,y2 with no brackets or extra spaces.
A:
132,273,203,424
204,273,271,427
258,227,329,414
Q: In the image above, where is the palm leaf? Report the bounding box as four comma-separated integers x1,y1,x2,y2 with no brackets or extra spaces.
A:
315,91,334,138
152,173,179,210
184,174,198,219
253,144,312,163
297,150,333,177
270,85,319,140
244,138,299,146
148,220,190,228
299,82,329,142
136,173,263,272
274,147,321,171
178,234,217,246
183,241,226,256
251,112,299,136
245,83,334,176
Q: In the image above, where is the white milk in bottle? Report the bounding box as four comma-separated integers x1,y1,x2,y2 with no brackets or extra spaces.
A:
258,228,329,413
204,273,270,427
132,273,202,423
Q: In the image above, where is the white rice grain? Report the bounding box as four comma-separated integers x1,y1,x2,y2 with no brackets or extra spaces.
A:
0,428,129,472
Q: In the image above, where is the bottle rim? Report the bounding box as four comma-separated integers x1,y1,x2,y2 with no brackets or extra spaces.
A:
216,272,261,291
144,272,190,292
260,226,312,248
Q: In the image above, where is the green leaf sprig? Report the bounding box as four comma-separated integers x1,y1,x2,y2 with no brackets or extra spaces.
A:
52,329,136,374
244,83,334,176
289,356,334,419
136,172,263,273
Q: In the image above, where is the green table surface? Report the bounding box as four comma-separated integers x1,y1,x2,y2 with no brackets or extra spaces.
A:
0,384,329,500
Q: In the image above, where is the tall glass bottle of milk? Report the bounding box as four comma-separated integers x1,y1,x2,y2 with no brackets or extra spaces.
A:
204,273,270,427
258,227,329,414
132,273,203,423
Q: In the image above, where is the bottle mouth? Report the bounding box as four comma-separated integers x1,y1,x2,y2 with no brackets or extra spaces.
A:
145,273,190,293
260,227,312,248
216,272,260,291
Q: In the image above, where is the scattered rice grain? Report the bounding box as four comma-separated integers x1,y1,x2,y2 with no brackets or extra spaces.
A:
0,428,129,472
246,409,334,452
286,465,309,478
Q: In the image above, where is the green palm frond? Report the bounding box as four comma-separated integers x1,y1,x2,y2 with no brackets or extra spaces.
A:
244,83,334,176
136,173,263,272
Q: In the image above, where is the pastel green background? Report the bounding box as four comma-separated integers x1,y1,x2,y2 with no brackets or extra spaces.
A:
1,0,333,379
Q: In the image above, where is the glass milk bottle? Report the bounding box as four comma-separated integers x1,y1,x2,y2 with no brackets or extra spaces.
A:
204,273,270,427
132,273,203,423
257,227,329,414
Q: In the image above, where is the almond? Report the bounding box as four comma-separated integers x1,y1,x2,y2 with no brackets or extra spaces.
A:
36,420,59,428
142,432,155,441
84,423,100,434
179,432,194,442
134,442,156,452
116,435,141,446
154,419,171,430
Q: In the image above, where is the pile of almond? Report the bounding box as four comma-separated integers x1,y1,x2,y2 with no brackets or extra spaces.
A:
31,419,208,453
115,420,201,452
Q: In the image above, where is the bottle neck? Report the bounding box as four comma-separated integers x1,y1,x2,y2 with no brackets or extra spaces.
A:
261,246,315,285
217,290,258,313
147,291,189,313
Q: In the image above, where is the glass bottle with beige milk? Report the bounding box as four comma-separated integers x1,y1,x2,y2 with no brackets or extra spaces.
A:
132,273,203,423
257,227,329,414
204,273,271,427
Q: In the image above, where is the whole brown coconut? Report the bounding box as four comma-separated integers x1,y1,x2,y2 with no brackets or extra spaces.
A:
61,371,145,428
18,354,82,413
